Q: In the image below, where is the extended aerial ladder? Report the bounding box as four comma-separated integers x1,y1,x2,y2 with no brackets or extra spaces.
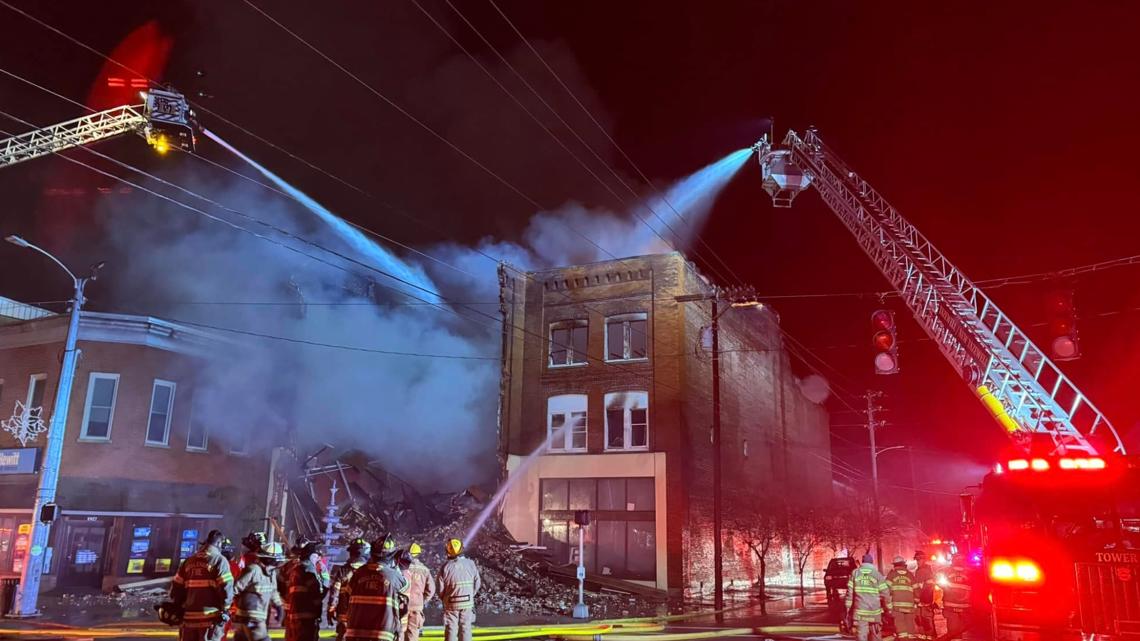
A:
754,128,1124,456
0,88,197,168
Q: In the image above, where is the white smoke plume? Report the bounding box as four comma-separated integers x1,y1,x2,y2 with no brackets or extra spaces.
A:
94,145,746,491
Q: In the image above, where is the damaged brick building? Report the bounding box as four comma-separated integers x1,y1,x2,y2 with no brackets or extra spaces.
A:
497,252,833,596
0,300,271,591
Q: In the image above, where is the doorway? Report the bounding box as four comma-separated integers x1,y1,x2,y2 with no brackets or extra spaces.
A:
60,519,108,588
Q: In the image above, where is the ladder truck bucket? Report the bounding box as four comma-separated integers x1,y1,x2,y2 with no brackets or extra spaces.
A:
758,149,812,208
143,88,197,154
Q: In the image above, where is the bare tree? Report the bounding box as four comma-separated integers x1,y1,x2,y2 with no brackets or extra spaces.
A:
731,497,785,612
786,508,826,594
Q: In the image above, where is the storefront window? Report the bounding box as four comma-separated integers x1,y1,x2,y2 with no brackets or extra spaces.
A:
538,477,655,580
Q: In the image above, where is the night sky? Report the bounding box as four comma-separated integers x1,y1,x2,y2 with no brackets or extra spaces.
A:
2,1,1138,521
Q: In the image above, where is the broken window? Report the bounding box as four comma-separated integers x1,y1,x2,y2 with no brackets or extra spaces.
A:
145,380,176,446
26,374,46,411
187,393,209,452
604,391,649,451
605,313,648,361
547,394,588,452
80,373,119,441
549,320,588,367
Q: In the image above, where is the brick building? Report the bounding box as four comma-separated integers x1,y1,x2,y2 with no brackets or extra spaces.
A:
497,253,833,596
0,302,271,592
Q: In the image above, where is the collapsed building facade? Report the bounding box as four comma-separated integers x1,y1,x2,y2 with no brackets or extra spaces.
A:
497,252,833,596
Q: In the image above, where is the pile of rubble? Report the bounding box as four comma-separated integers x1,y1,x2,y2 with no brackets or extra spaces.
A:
345,509,666,618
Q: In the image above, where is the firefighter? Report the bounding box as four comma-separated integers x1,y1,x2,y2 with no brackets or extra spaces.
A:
278,538,310,619
845,553,891,641
913,551,937,640
285,540,327,641
886,556,917,639
941,555,972,640
169,529,235,641
241,532,268,571
328,538,372,641
231,542,286,641
343,535,409,641
437,539,481,641
400,543,435,641
220,539,241,640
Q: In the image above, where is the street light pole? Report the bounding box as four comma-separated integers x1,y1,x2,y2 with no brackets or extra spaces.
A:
710,291,724,617
5,235,98,617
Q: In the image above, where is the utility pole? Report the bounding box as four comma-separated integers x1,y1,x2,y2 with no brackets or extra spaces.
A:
866,390,884,573
710,291,724,618
5,235,101,617
675,286,761,620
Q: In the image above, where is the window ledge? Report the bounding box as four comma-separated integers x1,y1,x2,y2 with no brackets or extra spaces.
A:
186,447,209,453
604,446,651,453
144,441,171,449
78,437,111,443
547,449,588,455
604,357,649,364
548,362,588,369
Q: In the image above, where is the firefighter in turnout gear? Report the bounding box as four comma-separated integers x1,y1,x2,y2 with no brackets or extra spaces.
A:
400,543,435,641
437,539,481,641
285,541,327,641
913,551,937,640
886,556,917,639
942,555,972,640
169,529,235,641
328,539,372,641
240,532,268,571
231,542,286,641
845,554,891,641
343,535,409,641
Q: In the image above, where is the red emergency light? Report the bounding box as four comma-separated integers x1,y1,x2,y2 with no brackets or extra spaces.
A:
1002,456,1105,472
989,557,1043,585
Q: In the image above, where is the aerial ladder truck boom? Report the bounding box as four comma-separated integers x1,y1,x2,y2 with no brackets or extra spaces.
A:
754,128,1124,456
0,88,196,169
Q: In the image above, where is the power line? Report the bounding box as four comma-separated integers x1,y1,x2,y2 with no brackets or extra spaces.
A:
485,0,746,287
165,318,497,360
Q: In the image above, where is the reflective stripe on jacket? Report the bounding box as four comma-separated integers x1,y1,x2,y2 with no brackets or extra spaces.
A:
846,563,890,622
344,562,409,641
330,559,367,622
232,562,283,622
437,556,480,611
401,561,436,613
171,545,235,624
286,559,326,619
885,568,916,611
942,568,972,610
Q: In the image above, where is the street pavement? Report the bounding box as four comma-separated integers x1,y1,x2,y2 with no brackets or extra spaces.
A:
0,588,987,641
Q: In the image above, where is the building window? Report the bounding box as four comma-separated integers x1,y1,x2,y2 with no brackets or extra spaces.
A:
145,380,177,446
547,394,587,452
605,313,648,362
539,477,656,580
79,373,119,441
604,391,649,451
25,374,47,412
549,320,588,367
187,393,209,452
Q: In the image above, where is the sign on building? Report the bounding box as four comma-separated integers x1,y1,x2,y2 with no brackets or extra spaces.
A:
0,448,39,474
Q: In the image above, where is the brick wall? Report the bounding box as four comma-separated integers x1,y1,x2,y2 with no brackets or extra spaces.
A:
500,252,833,594
0,337,268,530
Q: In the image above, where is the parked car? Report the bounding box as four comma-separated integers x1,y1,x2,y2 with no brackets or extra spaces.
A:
825,556,858,603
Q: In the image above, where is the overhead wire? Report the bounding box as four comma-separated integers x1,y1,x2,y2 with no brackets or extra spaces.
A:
483,0,747,287
422,0,741,288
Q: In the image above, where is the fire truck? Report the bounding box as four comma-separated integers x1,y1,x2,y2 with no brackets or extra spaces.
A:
752,129,1132,639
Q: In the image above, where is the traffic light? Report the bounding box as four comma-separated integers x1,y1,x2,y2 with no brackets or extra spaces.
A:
871,309,899,375
1045,288,1080,360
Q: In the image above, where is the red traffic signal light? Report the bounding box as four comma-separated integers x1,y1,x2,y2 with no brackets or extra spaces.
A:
871,309,899,375
1045,289,1079,360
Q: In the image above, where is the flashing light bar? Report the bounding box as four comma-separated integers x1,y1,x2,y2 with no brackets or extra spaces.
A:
1001,456,1105,473
990,558,1043,585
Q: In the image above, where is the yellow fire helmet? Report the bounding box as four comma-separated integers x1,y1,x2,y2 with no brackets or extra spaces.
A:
446,538,463,558
409,542,423,557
